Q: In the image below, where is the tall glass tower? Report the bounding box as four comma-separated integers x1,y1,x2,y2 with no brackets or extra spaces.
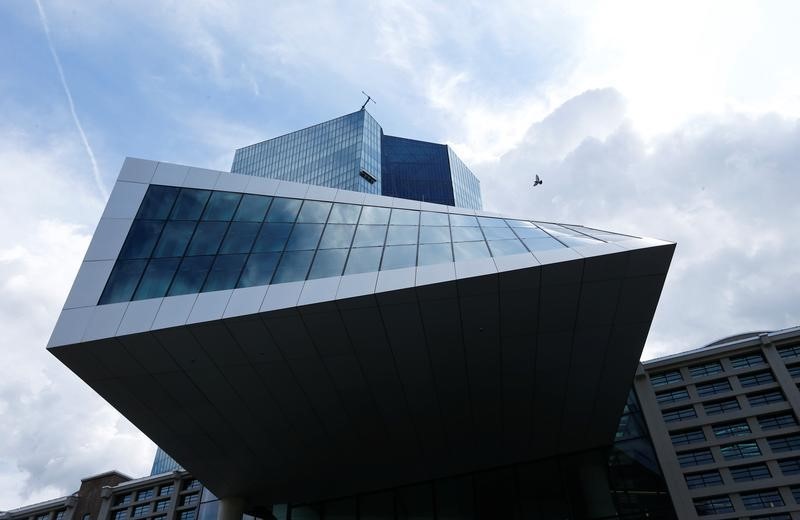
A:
230,110,483,210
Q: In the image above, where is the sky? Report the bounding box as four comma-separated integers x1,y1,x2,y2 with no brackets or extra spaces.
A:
1,0,799,509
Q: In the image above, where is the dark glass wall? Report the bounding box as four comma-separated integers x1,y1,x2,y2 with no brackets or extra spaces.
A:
380,136,455,207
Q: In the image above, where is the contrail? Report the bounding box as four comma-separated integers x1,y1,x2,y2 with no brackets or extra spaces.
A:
35,0,108,199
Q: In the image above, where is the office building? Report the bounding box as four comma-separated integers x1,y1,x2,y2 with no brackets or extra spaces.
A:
635,326,800,519
231,110,482,209
41,111,678,518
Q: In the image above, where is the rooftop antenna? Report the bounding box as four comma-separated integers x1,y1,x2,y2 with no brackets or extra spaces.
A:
360,91,376,111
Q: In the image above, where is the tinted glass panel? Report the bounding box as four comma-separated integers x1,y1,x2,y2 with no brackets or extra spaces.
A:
390,209,419,225
119,220,164,259
219,222,260,254
451,226,483,242
233,194,271,222
170,189,210,220
297,201,332,223
252,223,293,253
345,247,382,275
203,254,247,292
168,256,214,295
137,185,179,219
238,252,280,288
201,192,241,220
353,225,387,247
186,221,228,256
308,249,348,279
153,221,196,257
420,211,448,226
272,251,314,283
419,226,450,244
359,206,390,224
488,239,528,256
523,237,565,251
449,214,478,226
386,225,418,245
100,259,147,303
453,241,491,261
134,258,180,300
319,224,356,249
328,203,361,224
418,243,452,265
482,226,516,240
512,226,550,239
265,198,302,222
286,223,324,250
382,245,417,270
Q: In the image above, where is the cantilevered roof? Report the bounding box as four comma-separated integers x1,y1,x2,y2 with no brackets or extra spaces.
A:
49,158,675,508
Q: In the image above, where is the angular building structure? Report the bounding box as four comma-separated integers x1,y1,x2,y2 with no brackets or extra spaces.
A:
43,111,678,519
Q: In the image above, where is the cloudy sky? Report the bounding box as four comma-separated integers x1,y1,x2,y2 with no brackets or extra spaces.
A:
1,0,799,508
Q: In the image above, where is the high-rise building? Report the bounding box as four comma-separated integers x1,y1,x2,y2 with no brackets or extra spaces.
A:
635,326,800,519
231,110,482,210
42,111,678,519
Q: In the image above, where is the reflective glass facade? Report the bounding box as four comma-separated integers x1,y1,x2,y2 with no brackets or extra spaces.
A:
231,111,382,195
380,136,457,207
230,111,483,210
151,447,182,475
98,185,633,305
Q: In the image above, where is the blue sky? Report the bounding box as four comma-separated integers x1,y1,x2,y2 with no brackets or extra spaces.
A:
1,0,800,508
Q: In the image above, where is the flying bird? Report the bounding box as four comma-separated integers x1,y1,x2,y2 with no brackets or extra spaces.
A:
533,174,543,187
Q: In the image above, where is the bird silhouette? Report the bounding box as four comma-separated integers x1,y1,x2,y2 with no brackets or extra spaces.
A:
533,174,543,187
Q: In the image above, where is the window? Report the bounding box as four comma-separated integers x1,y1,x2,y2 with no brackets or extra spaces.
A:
788,364,800,378
663,406,697,423
650,370,683,387
713,420,751,438
677,448,714,467
768,433,800,453
739,371,775,388
740,489,784,510
114,495,132,507
112,511,126,520
159,484,174,496
750,514,791,520
694,495,734,516
704,398,740,416
35,515,49,520
777,343,800,360
758,413,797,431
136,489,154,501
54,512,65,520
131,505,150,518
154,500,170,512
748,390,785,407
685,470,723,489
778,457,800,475
656,388,690,405
696,379,732,397
689,361,724,378
721,441,761,460
181,494,199,507
671,428,706,446
729,463,771,482
792,486,800,503
729,352,765,369
178,512,195,520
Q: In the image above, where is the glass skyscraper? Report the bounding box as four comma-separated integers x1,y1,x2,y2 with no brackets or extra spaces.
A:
230,110,483,210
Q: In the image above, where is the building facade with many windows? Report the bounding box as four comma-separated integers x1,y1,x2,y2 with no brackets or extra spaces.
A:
635,326,800,519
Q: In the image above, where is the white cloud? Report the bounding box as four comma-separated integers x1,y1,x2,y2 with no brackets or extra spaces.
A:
481,89,800,359
0,128,155,508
